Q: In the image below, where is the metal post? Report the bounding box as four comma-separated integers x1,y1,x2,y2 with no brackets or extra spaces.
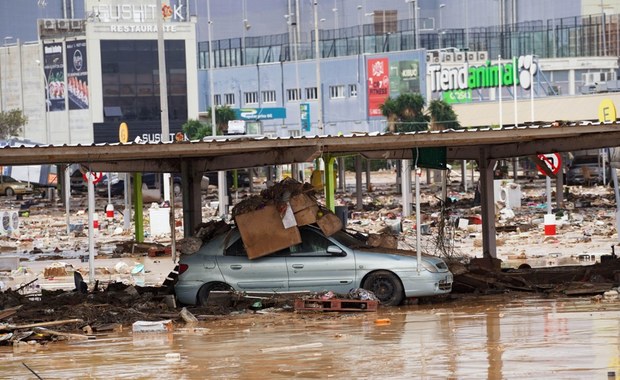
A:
156,0,171,201
87,172,95,283
498,55,503,128
314,0,323,134
207,0,228,218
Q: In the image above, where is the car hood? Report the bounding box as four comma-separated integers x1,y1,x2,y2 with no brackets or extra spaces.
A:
353,248,449,271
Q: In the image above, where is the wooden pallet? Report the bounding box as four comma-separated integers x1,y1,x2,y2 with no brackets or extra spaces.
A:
294,298,378,312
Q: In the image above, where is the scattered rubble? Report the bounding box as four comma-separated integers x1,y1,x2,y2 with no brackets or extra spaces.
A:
1,171,620,346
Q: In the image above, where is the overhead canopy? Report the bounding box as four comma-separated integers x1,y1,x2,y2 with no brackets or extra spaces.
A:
1,122,619,172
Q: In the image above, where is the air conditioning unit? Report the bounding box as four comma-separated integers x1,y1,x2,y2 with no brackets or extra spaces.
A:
477,51,488,61
455,52,466,62
467,52,477,61
432,56,440,64
70,20,83,30
57,19,69,29
43,19,56,30
426,53,433,62
441,52,455,62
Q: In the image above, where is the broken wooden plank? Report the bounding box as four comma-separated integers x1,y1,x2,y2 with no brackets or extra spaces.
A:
33,327,94,340
0,305,22,320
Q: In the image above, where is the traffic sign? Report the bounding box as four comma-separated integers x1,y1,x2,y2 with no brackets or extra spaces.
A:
537,153,562,176
82,171,104,184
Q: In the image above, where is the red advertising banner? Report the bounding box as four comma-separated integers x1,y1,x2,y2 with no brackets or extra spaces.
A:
367,57,390,117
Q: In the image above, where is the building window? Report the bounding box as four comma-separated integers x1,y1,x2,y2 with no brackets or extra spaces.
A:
329,85,345,99
349,84,358,97
287,88,302,102
305,87,318,100
224,93,235,106
262,90,276,103
244,91,258,104
214,94,222,106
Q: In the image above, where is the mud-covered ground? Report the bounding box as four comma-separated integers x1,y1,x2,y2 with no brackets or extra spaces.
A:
1,170,620,336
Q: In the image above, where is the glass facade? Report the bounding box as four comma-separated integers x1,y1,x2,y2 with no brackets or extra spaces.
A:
100,40,188,123
199,13,620,69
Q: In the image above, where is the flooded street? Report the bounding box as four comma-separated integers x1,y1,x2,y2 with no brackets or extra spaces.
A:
2,294,619,379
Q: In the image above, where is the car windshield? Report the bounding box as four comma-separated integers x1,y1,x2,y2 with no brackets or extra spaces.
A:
329,229,369,248
571,156,599,167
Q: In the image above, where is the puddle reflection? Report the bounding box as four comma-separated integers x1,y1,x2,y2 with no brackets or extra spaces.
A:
1,295,619,379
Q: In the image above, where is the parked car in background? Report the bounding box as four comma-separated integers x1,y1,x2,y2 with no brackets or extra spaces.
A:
96,173,183,197
565,155,611,185
204,170,251,189
0,175,34,196
175,225,453,307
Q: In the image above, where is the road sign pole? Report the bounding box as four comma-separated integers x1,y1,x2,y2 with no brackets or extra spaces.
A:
546,175,552,215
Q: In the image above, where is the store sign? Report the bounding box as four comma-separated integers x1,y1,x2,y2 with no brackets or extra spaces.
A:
389,60,420,97
300,103,311,132
429,55,537,93
234,108,286,120
91,1,185,23
367,57,390,117
43,43,66,112
66,40,89,110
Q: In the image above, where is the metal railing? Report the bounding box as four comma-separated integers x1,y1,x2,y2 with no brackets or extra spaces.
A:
198,13,620,69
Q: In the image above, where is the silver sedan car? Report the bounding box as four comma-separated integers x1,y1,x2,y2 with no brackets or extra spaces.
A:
175,225,453,306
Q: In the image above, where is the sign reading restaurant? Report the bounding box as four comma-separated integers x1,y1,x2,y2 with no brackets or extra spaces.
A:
429,55,538,93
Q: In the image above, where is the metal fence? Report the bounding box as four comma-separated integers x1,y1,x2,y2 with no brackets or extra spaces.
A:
199,13,620,69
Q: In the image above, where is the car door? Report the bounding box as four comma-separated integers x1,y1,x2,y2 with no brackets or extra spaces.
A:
216,236,289,292
286,227,356,294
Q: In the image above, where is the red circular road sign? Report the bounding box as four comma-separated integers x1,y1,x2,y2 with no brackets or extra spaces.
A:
82,171,104,184
537,153,562,176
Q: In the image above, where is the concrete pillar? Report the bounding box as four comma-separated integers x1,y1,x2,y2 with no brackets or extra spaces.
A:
479,152,497,259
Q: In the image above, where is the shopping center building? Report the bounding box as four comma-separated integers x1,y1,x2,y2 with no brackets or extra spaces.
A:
0,0,619,144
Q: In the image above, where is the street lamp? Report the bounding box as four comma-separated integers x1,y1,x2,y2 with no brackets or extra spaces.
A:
405,0,418,49
36,58,56,144
439,4,446,49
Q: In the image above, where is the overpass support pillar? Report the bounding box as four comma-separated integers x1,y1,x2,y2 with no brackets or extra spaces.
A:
181,161,203,238
479,150,497,259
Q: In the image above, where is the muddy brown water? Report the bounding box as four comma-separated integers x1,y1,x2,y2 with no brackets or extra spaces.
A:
1,294,619,379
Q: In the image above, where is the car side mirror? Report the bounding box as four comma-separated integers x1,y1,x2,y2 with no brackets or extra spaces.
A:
327,245,346,256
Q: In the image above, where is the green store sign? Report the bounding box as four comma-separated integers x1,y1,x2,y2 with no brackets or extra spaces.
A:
429,55,537,93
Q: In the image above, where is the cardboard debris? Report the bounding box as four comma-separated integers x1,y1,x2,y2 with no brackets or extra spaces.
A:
317,211,343,237
235,204,301,259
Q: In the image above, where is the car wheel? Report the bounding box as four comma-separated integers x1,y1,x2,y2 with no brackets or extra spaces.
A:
197,282,232,306
5,188,14,197
362,270,404,306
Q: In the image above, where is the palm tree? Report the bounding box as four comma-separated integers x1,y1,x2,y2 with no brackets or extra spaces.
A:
207,105,236,134
380,93,429,133
427,99,460,131
379,97,400,132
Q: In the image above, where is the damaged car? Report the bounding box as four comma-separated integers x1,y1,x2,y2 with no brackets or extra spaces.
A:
175,225,453,307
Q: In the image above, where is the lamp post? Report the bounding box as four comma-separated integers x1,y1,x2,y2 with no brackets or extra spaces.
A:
36,59,52,144
313,0,323,134
206,0,228,217
405,0,418,49
439,4,446,49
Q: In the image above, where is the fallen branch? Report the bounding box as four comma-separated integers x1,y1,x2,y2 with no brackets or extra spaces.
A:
0,318,84,331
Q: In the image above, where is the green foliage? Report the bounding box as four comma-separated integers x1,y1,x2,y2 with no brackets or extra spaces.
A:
428,99,461,130
207,105,236,134
0,109,27,139
182,119,211,140
380,93,430,133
